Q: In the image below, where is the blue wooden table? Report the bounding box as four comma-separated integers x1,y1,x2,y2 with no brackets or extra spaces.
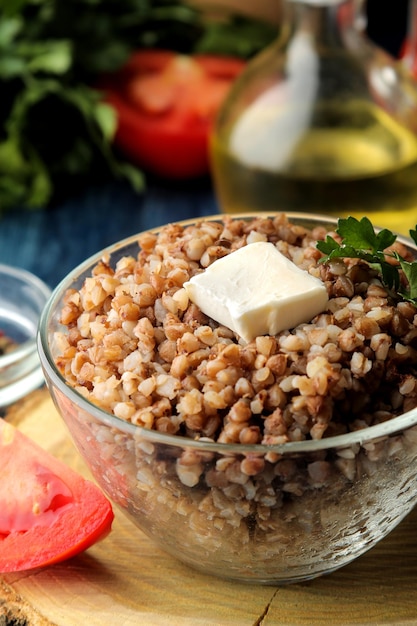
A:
0,179,219,289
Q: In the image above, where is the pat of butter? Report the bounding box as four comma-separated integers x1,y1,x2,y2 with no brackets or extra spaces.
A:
183,241,328,342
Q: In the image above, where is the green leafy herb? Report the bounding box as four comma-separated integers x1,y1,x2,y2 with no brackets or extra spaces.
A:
316,216,417,303
0,0,276,214
194,14,277,59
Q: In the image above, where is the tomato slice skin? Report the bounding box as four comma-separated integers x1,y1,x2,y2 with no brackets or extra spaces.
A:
0,419,114,573
97,49,246,179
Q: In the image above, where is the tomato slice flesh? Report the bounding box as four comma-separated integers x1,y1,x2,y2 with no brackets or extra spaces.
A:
1,462,73,533
0,419,114,573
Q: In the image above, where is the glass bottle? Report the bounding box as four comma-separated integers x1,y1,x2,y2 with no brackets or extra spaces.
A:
210,0,417,235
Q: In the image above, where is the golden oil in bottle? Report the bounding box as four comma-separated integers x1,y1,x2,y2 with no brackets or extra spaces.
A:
211,99,417,234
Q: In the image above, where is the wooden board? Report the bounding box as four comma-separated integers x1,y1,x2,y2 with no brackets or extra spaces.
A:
2,387,417,625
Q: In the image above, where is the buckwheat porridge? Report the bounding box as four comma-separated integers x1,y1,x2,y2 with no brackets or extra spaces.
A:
52,213,417,577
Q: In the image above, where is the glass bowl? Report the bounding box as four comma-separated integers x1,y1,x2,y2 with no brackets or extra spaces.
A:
0,264,51,407
37,213,417,584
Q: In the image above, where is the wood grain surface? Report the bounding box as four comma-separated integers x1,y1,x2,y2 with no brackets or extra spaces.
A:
2,387,417,626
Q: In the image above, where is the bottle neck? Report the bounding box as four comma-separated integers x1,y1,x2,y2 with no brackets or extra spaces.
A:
276,0,370,106
283,0,358,49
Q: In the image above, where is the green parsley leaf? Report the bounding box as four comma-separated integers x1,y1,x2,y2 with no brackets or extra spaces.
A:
375,228,398,252
379,261,400,292
336,216,397,254
337,216,379,252
398,256,417,301
410,228,417,247
316,235,340,256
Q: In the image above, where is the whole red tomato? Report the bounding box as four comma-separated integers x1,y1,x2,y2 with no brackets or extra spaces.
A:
97,49,246,179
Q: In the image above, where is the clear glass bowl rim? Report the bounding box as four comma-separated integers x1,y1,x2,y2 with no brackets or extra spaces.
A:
0,263,51,367
37,211,417,455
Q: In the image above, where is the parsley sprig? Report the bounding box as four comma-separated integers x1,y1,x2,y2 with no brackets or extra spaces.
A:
316,216,417,303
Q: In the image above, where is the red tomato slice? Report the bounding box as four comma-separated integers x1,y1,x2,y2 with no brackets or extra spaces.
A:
0,419,114,573
96,50,246,179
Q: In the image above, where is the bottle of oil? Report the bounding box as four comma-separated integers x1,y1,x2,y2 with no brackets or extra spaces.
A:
210,0,417,235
